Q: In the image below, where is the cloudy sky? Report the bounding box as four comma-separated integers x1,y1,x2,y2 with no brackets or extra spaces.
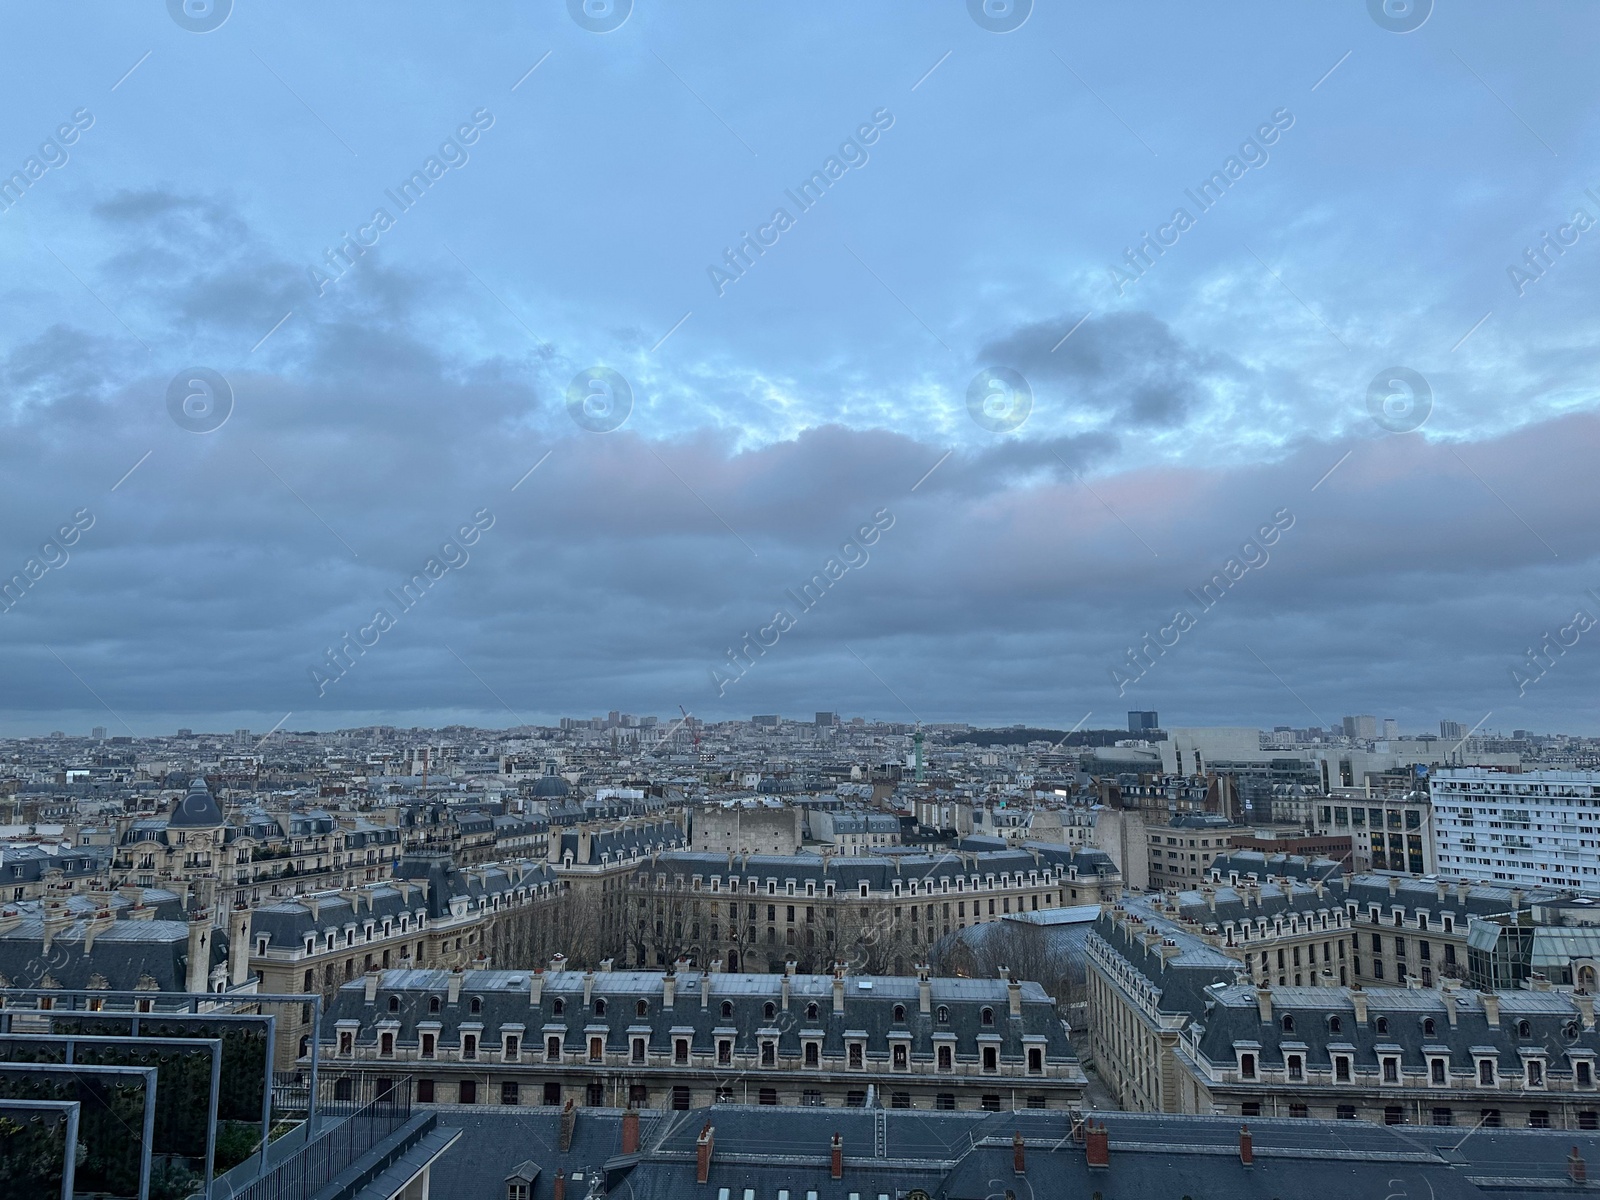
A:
1,0,1598,737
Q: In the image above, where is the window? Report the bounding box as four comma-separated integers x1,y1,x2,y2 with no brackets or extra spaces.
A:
1374,1017,1389,1035
380,1032,394,1057
936,1093,956,1111
982,1046,998,1073
1335,1056,1350,1083
469,997,482,1015
388,995,399,1012
636,999,649,1017
1384,1106,1402,1125
980,1007,994,1027
672,1086,691,1110
981,1094,1001,1112
892,1004,906,1022
501,1081,519,1106
505,1035,520,1061
763,1001,776,1019
1422,1017,1435,1037
721,1001,734,1019
1328,1015,1342,1035
936,1005,950,1024
849,1043,864,1069
937,1045,952,1071
1431,1107,1453,1126
892,1044,907,1070
805,1043,819,1067
1431,1059,1446,1085
1287,1054,1303,1082
459,1080,477,1105
463,1034,477,1060
1383,1057,1399,1083
1289,1103,1308,1119
1478,1060,1495,1086
417,1079,434,1103
1530,1110,1551,1129
1580,1062,1594,1088
594,998,607,1017
1528,1061,1545,1088
1281,1014,1294,1033
1336,1104,1356,1120
421,1033,436,1059
589,1036,604,1062
759,1088,778,1106
806,1002,819,1020
1028,1047,1043,1074
1241,1102,1260,1117
802,1089,823,1107
1581,1111,1599,1131
1240,1053,1256,1080
675,1038,689,1065
552,998,565,1016
546,1035,561,1062
892,1092,911,1109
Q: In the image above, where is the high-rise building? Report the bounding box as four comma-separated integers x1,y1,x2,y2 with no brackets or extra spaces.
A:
1382,718,1399,740
1342,715,1377,740
1440,719,1466,740
1432,768,1600,892
91,726,106,740
1127,710,1159,734
814,711,837,728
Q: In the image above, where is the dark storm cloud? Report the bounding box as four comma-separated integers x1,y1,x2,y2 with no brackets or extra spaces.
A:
976,311,1241,430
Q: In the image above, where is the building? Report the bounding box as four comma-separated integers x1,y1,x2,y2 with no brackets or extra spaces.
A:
626,844,1120,975
1144,815,1240,890
690,801,801,856
1312,785,1435,873
1432,769,1600,892
320,961,1085,1113
809,810,900,855
1127,711,1160,734
1087,894,1600,1128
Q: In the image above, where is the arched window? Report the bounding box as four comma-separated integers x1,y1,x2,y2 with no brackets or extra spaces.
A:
1328,1015,1342,1034
428,996,441,1014
806,1002,819,1020
636,999,649,1017
980,1007,994,1027
594,998,607,1017
469,997,482,1015
1422,1017,1436,1037
893,1004,906,1023
388,995,399,1013
552,998,565,1016
1517,1019,1532,1039
721,1001,734,1019
1374,1017,1389,1035
1281,1014,1294,1033
937,1005,950,1024
763,1001,776,1019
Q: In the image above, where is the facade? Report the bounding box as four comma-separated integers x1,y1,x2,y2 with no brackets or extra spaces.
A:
250,851,565,1065
810,810,901,855
321,962,1085,1113
1144,815,1239,890
1432,768,1600,892
626,843,1120,974
1312,786,1435,874
690,802,801,856
1087,892,1600,1129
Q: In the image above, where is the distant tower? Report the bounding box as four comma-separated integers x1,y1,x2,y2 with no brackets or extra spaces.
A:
913,724,925,784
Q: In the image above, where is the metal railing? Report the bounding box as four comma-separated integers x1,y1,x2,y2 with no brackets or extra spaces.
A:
227,1078,413,1200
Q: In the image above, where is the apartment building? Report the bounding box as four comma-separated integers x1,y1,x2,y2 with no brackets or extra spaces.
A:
626,843,1120,975
1432,768,1600,892
1087,899,1600,1129
320,961,1085,1113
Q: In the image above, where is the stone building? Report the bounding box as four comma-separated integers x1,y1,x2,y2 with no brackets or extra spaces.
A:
626,843,1120,975
320,960,1085,1113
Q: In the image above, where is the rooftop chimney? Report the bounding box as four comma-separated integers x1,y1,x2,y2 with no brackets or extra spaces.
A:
701,971,711,1010
583,970,595,1007
1457,880,1470,906
530,969,544,1005
447,969,463,1005
918,965,932,1015
1007,972,1023,1018
830,1131,843,1180
833,969,846,1015
1239,1123,1254,1167
663,971,677,1010
1577,992,1595,1031
559,1099,576,1151
1013,1131,1026,1176
599,957,614,973
781,974,791,1012
1085,1120,1109,1169
622,1106,640,1155
1482,992,1500,1027
1256,988,1273,1023
696,1122,715,1184
1571,1147,1588,1185
364,970,379,1003
1388,876,1399,898
549,952,567,973
1352,989,1368,1026
553,1170,565,1200
1443,990,1457,1027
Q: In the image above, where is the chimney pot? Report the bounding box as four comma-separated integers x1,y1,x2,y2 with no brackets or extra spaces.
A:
1013,1130,1026,1175
830,1131,843,1180
696,1121,715,1184
1239,1123,1254,1166
1571,1147,1588,1185
553,1169,566,1200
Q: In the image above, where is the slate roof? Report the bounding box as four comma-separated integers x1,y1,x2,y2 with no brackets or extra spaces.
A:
635,843,1115,891
0,916,227,991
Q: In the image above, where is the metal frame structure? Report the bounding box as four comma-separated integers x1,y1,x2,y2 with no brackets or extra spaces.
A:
0,1061,157,1200
0,1097,80,1200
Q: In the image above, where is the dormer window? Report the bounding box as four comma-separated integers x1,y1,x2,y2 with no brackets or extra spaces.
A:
1240,1052,1256,1079
1328,1015,1342,1034
429,996,441,1015
552,998,565,1016
1374,1017,1389,1035
469,997,482,1015
721,1001,734,1019
806,1002,819,1020
594,999,607,1017
937,1005,950,1025
636,999,649,1018
893,1004,906,1023
980,1007,994,1027
1517,1019,1531,1040
1422,1017,1435,1037
1281,1014,1294,1033
388,995,399,1013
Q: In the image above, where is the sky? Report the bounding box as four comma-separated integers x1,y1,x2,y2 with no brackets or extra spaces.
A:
1,0,1598,737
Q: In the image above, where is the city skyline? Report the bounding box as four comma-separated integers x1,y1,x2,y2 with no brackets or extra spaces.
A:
4,5,1599,735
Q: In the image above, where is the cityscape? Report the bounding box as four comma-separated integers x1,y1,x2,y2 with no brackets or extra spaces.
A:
5,2,1600,1199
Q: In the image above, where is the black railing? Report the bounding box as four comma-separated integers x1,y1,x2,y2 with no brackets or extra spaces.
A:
230,1077,412,1200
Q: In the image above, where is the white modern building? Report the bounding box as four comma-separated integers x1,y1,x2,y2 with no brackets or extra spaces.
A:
1432,768,1600,892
